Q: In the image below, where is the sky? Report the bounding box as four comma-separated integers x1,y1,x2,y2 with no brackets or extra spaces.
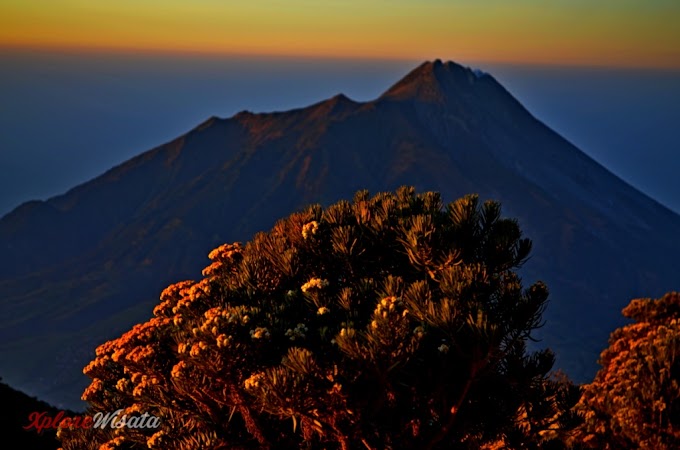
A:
1,0,680,69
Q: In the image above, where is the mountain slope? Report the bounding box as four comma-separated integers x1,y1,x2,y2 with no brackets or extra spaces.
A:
1,60,678,410
0,377,70,450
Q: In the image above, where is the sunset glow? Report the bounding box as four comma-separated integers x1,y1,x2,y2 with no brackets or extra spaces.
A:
2,1,679,68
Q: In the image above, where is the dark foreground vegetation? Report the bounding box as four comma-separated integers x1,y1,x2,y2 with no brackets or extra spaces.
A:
0,377,75,450
41,187,679,449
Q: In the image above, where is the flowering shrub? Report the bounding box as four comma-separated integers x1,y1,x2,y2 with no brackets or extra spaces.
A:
59,187,575,449
574,292,680,449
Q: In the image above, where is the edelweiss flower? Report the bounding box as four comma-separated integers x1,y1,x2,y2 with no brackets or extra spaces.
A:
171,361,187,378
116,378,131,392
301,278,329,292
244,373,265,390
201,261,223,277
217,334,232,348
160,280,194,302
147,430,165,448
81,378,103,401
100,437,126,450
284,323,308,340
339,327,355,338
375,296,402,315
302,221,319,239
189,342,206,357
208,243,242,261
250,327,270,339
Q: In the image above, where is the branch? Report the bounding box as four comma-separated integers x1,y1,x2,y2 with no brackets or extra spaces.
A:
423,360,486,450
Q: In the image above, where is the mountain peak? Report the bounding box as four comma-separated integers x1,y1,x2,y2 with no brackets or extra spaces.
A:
380,59,491,102
303,92,359,120
330,93,352,103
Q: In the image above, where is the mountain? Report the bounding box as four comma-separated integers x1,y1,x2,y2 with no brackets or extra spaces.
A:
1,59,678,411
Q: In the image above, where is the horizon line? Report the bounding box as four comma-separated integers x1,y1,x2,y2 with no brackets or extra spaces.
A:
2,43,680,73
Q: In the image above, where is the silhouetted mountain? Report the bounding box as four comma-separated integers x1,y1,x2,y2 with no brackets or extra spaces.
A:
1,60,678,411
0,377,69,449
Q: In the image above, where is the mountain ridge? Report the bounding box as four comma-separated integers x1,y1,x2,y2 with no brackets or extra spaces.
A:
4,59,675,222
1,59,678,410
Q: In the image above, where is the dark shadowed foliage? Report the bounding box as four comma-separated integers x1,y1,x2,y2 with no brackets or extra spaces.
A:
59,187,580,449
0,376,72,450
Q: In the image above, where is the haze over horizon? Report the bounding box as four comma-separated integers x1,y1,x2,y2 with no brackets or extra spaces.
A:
2,0,679,69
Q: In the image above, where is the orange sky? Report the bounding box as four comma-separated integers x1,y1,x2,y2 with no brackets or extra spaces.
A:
2,1,679,68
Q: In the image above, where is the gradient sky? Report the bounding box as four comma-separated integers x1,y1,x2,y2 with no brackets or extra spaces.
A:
1,0,679,68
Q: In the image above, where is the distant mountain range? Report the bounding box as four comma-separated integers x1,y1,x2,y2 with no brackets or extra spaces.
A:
1,59,678,411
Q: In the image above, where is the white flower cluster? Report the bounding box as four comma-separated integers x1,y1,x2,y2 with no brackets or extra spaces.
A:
374,296,403,318
250,327,270,339
222,311,250,325
301,278,329,293
285,323,308,341
244,372,265,390
339,327,355,338
216,334,232,348
302,221,319,239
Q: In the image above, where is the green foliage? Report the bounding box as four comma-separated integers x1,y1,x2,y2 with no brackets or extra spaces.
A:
59,187,576,449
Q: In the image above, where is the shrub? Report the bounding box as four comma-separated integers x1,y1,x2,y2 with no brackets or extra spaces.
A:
574,292,680,449
59,187,573,449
